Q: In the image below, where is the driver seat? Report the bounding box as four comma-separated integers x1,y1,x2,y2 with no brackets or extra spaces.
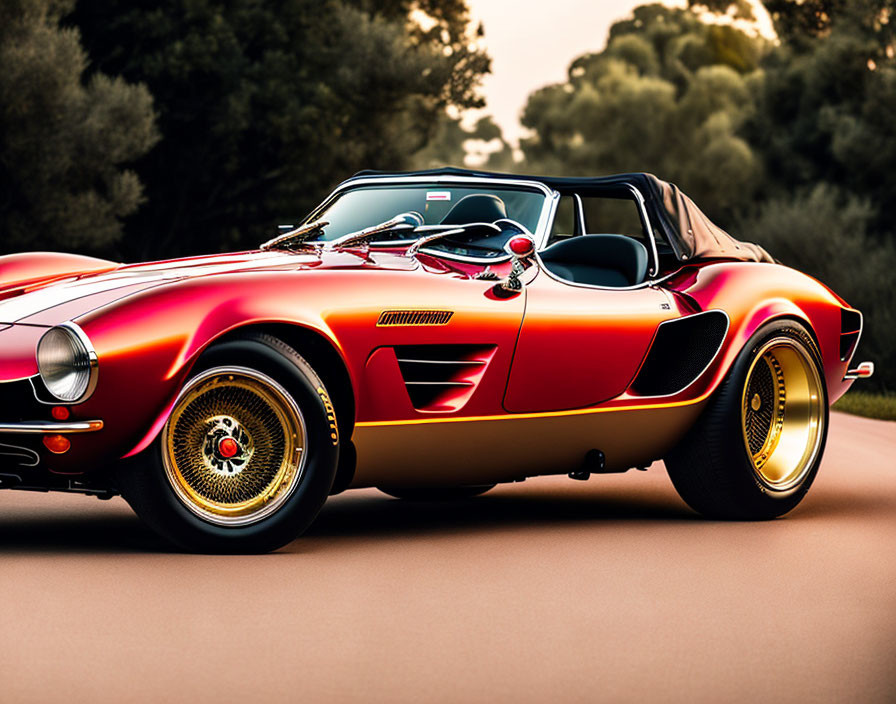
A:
440,194,507,225
540,234,649,287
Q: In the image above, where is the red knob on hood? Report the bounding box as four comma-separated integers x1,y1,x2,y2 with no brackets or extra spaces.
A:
508,235,535,257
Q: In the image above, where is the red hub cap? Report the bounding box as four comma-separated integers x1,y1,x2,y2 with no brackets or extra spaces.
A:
218,437,240,459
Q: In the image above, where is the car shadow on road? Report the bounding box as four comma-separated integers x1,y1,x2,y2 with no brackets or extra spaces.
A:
0,478,890,554
305,486,700,542
0,508,167,554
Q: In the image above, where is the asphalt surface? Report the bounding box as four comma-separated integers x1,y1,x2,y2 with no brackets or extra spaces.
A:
0,411,893,703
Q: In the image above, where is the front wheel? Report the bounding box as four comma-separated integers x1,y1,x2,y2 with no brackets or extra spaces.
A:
116,333,339,553
665,320,828,520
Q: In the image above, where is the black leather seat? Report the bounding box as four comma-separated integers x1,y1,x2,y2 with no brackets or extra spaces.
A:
540,234,648,287
440,194,507,225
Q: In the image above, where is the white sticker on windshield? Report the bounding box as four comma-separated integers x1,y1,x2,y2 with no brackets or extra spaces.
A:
426,191,451,201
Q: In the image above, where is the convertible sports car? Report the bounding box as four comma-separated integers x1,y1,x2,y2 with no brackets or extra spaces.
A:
0,167,873,552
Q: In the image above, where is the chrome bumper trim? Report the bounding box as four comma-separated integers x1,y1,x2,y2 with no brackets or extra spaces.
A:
0,420,104,434
844,361,874,380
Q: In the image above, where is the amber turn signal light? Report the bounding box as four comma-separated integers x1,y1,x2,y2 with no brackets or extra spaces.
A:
43,434,71,454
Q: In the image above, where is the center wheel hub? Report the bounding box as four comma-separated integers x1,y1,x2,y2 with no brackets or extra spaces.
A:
201,415,254,476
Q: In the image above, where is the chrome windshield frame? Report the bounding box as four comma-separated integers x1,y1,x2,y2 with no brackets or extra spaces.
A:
299,175,559,263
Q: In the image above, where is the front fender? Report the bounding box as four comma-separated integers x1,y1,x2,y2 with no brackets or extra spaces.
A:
0,252,117,294
52,271,354,471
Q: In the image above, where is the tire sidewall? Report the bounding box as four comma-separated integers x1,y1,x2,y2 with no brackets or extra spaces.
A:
721,319,829,510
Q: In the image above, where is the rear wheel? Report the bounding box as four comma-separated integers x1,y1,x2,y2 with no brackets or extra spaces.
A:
117,333,339,553
377,485,495,501
665,320,827,520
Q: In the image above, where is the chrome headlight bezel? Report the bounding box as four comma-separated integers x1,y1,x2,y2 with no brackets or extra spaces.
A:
36,323,98,403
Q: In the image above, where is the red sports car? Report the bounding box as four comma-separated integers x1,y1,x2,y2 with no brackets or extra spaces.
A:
0,168,873,552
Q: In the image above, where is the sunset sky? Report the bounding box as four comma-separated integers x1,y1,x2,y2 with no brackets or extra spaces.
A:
465,0,774,144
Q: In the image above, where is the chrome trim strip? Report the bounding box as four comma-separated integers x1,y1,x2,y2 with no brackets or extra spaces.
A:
404,381,474,387
573,193,586,236
629,310,731,399
627,184,660,278
0,443,40,467
396,359,486,366
0,420,104,434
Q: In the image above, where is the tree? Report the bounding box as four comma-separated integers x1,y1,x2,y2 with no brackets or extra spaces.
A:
0,0,158,254
67,0,489,260
517,4,767,225
748,2,896,229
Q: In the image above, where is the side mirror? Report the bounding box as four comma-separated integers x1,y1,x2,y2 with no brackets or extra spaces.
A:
498,234,537,294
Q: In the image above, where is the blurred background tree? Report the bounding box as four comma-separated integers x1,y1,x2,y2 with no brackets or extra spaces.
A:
518,4,767,224
66,0,489,261
0,0,158,253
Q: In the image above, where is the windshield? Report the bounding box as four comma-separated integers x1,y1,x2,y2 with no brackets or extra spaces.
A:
303,183,546,258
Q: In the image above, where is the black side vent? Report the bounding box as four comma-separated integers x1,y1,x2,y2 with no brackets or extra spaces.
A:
394,344,495,411
378,310,453,326
630,311,729,397
840,308,862,361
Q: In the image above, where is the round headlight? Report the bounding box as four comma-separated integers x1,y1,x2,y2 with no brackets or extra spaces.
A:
37,325,96,402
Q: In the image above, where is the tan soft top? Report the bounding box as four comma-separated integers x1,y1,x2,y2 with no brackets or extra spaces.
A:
658,180,774,263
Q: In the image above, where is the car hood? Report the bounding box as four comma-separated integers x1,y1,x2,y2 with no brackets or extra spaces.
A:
0,248,418,326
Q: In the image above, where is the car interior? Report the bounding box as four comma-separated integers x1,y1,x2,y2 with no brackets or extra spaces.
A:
437,190,666,288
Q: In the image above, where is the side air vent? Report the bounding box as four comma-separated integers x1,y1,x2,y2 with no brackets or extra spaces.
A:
378,310,453,326
839,308,862,361
630,310,729,397
394,344,496,412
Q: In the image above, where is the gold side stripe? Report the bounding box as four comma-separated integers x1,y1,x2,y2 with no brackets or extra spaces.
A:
356,393,712,428
377,310,454,327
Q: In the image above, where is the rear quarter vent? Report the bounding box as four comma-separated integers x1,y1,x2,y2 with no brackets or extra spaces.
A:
630,310,729,397
839,308,862,362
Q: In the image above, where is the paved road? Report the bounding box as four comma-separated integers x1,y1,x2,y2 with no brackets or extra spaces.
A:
0,412,893,703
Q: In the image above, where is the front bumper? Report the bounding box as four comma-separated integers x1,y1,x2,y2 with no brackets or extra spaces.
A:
0,420,103,434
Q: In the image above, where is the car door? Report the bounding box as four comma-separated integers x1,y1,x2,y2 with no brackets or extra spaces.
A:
503,270,676,412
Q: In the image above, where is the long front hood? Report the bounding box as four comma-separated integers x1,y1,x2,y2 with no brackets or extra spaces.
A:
0,249,416,326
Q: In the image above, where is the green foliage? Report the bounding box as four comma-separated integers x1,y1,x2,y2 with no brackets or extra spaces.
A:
68,0,489,260
518,4,765,224
833,391,896,421
0,0,158,253
736,185,896,390
412,114,513,171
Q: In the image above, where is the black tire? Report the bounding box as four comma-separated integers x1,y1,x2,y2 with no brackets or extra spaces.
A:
116,333,339,553
665,319,828,520
377,485,496,501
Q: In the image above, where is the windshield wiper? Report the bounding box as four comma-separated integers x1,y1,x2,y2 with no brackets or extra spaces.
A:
325,212,424,250
260,220,328,251
404,222,502,255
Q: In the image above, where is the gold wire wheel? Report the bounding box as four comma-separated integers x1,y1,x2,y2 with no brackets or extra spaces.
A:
741,337,824,492
162,366,306,526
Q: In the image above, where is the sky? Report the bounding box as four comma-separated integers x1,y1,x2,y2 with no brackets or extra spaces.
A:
464,0,774,146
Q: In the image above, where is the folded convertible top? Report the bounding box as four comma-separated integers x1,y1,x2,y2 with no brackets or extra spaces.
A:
352,167,774,264
650,176,774,264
